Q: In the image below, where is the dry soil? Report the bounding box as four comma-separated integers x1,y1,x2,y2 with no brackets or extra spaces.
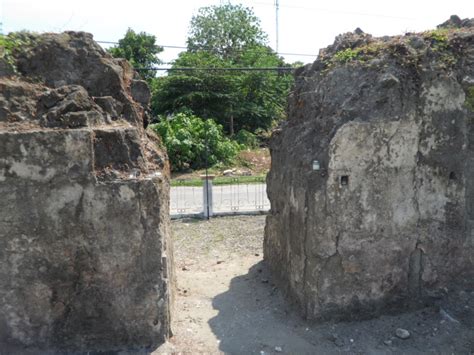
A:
154,215,474,355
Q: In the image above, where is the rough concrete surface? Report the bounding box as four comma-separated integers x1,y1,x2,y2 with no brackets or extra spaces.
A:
265,18,474,320
0,32,173,353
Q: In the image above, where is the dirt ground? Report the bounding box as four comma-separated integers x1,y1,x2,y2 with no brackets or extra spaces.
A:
154,216,474,355
171,148,270,180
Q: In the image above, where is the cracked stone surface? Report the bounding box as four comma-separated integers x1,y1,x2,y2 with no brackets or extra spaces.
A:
0,32,173,353
264,20,474,320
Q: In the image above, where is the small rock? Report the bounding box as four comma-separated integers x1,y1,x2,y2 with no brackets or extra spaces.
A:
329,334,345,347
275,346,282,352
384,340,393,346
440,308,460,323
395,328,410,339
223,169,233,176
408,36,426,50
379,73,400,88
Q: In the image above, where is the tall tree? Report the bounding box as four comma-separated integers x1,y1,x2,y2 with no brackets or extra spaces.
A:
108,28,163,81
187,4,267,60
152,5,294,134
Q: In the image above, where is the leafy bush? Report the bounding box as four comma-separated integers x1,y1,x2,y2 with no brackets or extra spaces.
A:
235,129,258,148
150,113,241,171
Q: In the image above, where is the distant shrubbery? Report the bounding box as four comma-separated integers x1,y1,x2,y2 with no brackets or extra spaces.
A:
150,113,241,171
235,129,258,148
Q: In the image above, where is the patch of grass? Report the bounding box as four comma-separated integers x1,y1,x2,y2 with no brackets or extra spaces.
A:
332,43,385,64
333,48,360,63
171,175,266,187
423,29,449,44
422,29,459,69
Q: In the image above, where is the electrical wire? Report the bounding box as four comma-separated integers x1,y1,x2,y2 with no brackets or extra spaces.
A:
134,67,295,72
96,41,318,58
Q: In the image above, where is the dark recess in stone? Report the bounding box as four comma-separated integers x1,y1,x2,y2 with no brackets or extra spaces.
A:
340,175,349,186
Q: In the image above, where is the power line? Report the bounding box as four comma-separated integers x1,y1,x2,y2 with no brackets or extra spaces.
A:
97,40,186,49
96,41,317,58
134,66,295,72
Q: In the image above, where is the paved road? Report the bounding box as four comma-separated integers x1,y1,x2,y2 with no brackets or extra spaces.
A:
171,183,270,215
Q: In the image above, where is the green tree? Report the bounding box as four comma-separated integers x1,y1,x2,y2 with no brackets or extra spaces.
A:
187,4,267,60
151,4,294,135
108,28,163,81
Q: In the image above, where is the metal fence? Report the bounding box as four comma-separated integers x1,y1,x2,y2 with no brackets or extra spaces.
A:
170,176,270,218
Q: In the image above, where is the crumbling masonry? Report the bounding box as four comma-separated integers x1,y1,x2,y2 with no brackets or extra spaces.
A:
0,32,173,352
265,17,474,320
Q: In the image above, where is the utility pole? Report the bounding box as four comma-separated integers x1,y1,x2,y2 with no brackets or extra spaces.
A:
275,0,279,53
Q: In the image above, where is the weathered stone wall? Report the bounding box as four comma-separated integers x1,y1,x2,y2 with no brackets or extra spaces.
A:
265,18,474,320
0,32,173,352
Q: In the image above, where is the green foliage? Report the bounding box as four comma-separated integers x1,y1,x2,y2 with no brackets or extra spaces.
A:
108,28,163,81
150,113,241,171
235,129,258,148
151,47,292,133
187,4,267,60
0,32,34,72
334,48,360,63
465,86,474,111
424,29,449,45
171,175,265,187
151,4,293,135
333,43,384,64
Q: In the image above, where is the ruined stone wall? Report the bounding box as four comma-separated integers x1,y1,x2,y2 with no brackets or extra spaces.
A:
0,32,173,352
265,18,474,320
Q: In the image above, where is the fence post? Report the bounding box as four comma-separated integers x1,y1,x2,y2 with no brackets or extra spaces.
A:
201,175,215,219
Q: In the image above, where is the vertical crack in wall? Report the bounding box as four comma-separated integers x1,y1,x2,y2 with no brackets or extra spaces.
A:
408,245,423,300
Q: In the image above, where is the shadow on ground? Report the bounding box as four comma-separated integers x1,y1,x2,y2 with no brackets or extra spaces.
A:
208,261,474,355
208,261,328,354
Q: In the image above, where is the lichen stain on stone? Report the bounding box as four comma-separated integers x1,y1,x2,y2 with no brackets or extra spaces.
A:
9,161,57,181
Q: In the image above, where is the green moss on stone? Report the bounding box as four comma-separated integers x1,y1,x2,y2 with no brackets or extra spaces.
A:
0,32,37,73
465,86,474,111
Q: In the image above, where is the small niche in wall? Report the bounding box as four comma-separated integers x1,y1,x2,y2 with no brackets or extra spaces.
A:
340,175,349,186
449,171,457,181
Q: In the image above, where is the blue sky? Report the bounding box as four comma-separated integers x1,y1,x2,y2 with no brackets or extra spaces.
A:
2,0,474,65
